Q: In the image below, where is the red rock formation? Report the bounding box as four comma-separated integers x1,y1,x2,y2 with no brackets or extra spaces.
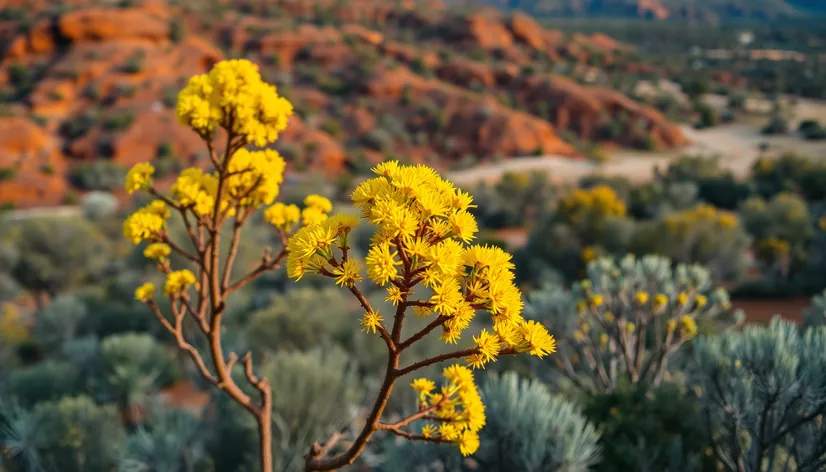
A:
58,8,170,43
0,118,68,207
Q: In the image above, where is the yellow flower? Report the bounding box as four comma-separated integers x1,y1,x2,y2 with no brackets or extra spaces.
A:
301,206,328,226
176,59,293,146
143,243,171,261
604,311,615,323
634,291,649,305
626,322,636,333
264,203,301,228
365,243,401,286
385,285,404,305
360,310,383,334
590,294,604,307
679,315,698,338
448,210,478,243
124,162,155,194
653,293,668,310
164,270,197,296
225,148,285,208
421,424,437,439
458,430,480,456
694,294,708,308
304,194,333,213
734,359,741,368
331,258,361,287
677,292,689,306
514,320,556,358
123,201,169,244
411,378,435,401
134,282,155,302
469,329,501,368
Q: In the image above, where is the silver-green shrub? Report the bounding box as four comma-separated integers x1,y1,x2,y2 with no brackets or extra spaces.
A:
525,254,740,394
688,317,826,472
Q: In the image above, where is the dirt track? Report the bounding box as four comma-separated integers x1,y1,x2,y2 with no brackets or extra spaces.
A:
448,123,826,186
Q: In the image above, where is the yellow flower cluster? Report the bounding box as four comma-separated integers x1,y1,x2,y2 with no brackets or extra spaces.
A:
125,162,155,194
663,204,739,234
286,212,359,280
667,315,699,338
557,185,627,224
264,202,301,228
302,194,333,226
225,148,285,208
411,365,485,456
123,200,170,244
164,269,197,296
176,59,293,146
286,161,555,370
171,168,222,217
144,243,171,261
135,282,156,302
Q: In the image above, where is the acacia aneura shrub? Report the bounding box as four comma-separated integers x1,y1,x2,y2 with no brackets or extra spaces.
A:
121,59,557,472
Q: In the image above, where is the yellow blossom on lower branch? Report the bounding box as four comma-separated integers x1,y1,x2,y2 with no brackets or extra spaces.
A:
360,310,383,334
143,243,171,261
411,365,486,456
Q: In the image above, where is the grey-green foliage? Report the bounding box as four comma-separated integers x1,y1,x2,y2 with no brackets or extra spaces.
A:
30,396,124,472
0,241,20,302
33,294,88,353
81,191,119,221
803,289,826,328
94,334,178,422
738,192,813,249
245,287,354,354
378,372,601,472
3,216,111,297
525,255,737,394
3,361,82,409
688,318,826,472
254,347,365,472
0,398,41,472
118,408,212,472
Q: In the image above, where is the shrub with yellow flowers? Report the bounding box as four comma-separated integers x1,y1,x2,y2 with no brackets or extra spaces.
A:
123,59,555,472
524,254,741,395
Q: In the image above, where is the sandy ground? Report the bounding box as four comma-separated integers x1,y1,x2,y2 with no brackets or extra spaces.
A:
449,120,826,186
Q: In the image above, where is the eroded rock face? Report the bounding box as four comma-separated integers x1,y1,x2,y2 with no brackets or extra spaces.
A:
0,0,687,208
58,8,170,43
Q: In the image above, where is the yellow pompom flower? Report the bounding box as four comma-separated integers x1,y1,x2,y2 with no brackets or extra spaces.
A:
225,148,285,207
469,329,501,368
171,168,220,216
123,201,169,244
143,243,171,261
264,203,301,228
176,59,293,146
360,310,383,334
694,294,708,308
514,320,556,358
590,294,604,307
164,269,197,296
301,207,328,226
365,243,401,286
653,293,668,310
679,315,699,338
124,162,155,194
421,424,437,439
411,378,436,402
134,282,155,302
459,430,480,456
634,291,649,305
604,311,615,323
677,292,689,305
331,258,362,287
304,194,333,213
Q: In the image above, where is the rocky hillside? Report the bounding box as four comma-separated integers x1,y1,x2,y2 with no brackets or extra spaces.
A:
0,0,688,208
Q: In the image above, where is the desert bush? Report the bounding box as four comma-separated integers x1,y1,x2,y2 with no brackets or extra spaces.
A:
118,407,213,472
378,371,601,472
583,382,716,472
752,154,826,201
803,289,826,328
631,204,751,282
688,318,826,471
71,161,128,191
525,254,739,395
3,361,83,409
3,216,112,300
124,59,556,472
82,191,120,221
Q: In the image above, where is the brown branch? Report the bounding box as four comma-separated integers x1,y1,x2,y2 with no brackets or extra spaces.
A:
347,284,395,352
148,300,216,384
221,210,247,291
381,427,452,443
398,316,448,351
396,347,485,378
226,247,288,295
